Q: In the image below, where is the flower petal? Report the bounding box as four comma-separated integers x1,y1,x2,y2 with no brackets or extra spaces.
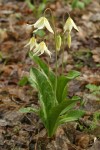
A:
64,17,73,33
70,18,79,32
45,48,52,57
33,41,51,57
34,17,44,29
44,18,54,34
64,17,79,33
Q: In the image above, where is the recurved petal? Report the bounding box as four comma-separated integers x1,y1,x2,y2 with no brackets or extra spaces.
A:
44,18,54,34
45,49,52,57
24,41,30,47
30,43,34,50
70,18,79,31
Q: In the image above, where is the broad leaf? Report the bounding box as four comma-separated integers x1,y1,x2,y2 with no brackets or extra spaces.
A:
56,75,69,103
30,67,57,129
56,71,80,103
60,96,81,115
58,110,85,125
48,99,78,137
29,68,38,89
29,54,56,90
29,53,49,75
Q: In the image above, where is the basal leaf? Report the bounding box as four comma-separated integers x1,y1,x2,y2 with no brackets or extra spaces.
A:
58,110,85,125
48,99,78,137
29,54,56,90
29,68,38,89
56,71,80,104
30,67,57,126
31,54,49,75
56,75,69,103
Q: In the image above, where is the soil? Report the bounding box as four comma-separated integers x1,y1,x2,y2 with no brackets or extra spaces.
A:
0,0,100,149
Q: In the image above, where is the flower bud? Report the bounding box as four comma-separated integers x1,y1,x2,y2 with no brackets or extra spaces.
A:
56,35,62,51
67,32,71,48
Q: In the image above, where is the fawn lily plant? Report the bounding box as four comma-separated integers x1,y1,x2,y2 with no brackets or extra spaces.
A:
20,10,84,138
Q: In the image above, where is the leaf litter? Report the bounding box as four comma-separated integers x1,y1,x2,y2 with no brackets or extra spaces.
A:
0,0,100,149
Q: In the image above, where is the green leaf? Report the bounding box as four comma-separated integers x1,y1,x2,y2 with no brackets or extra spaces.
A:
71,95,81,101
34,29,45,37
66,70,80,79
72,0,85,9
56,71,80,104
56,75,69,103
29,54,56,90
30,54,49,74
72,0,78,8
83,0,91,5
48,99,78,137
18,76,28,86
19,107,39,114
38,3,46,14
58,110,85,125
86,84,99,92
76,1,85,9
25,0,35,10
30,67,57,129
60,95,81,115
29,68,38,89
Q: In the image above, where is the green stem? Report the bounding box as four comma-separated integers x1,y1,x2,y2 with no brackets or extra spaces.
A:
61,12,70,74
62,33,65,74
52,17,58,99
44,8,58,101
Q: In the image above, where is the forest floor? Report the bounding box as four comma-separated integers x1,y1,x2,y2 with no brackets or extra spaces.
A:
0,0,100,150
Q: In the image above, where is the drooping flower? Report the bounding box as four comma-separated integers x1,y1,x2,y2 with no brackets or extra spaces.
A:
33,17,54,34
33,41,51,57
64,17,79,33
25,37,37,50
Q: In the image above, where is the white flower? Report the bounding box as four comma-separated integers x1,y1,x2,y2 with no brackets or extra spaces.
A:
33,41,51,57
64,17,79,33
33,17,54,34
25,37,37,50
